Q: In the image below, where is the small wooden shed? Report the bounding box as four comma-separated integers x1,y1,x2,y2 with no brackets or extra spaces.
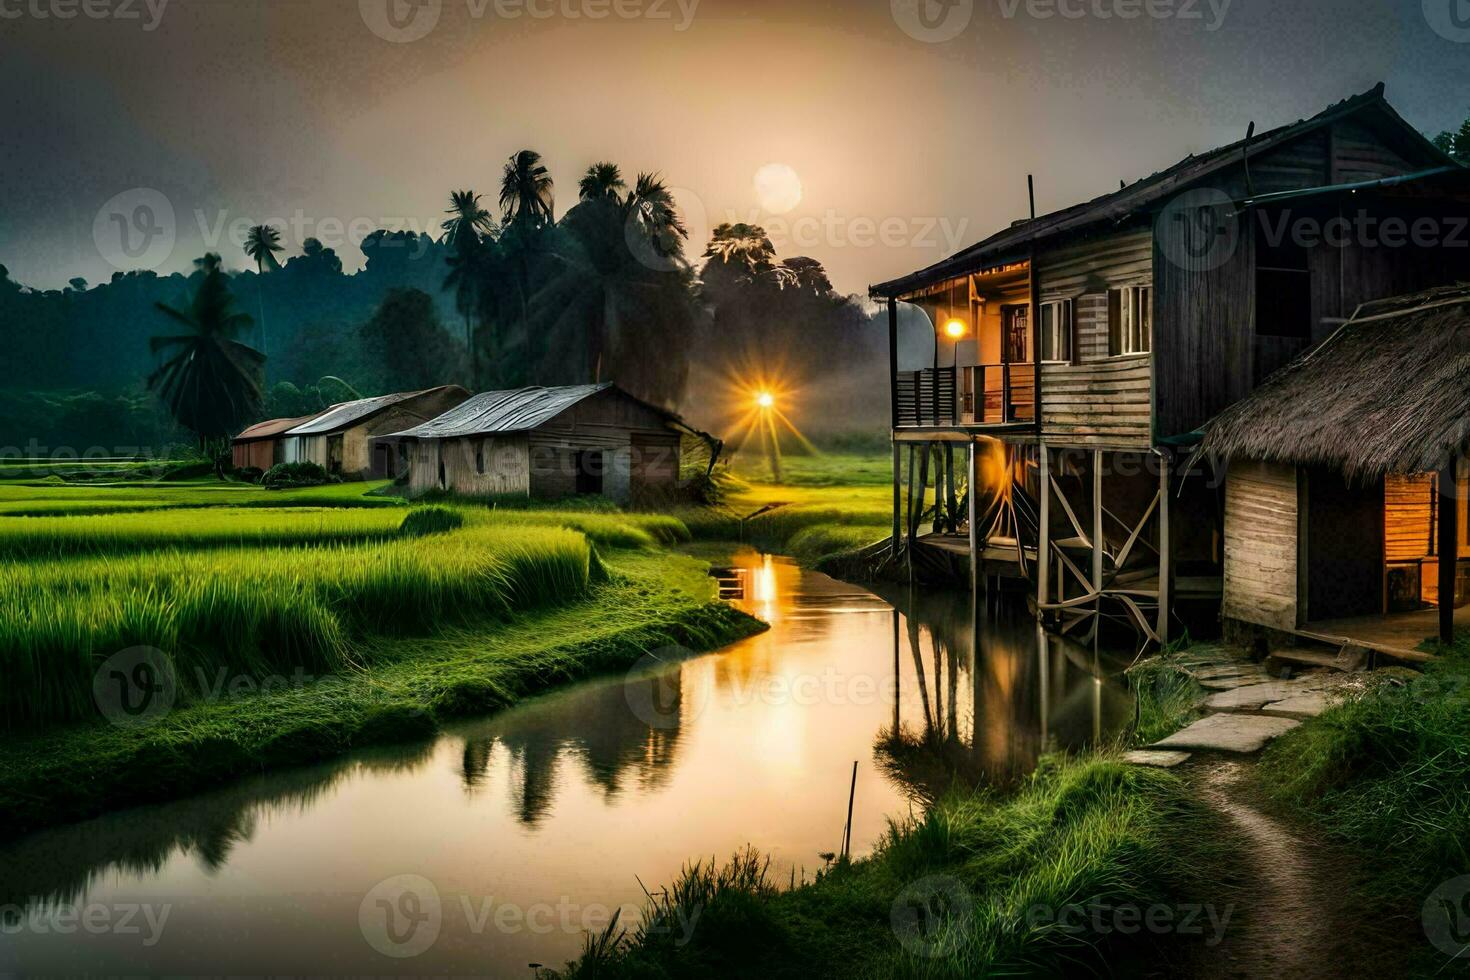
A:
231,415,317,471
1198,285,1470,644
377,383,686,504
282,385,470,481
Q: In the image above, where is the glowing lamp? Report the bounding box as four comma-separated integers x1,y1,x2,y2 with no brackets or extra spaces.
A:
943,318,967,339
756,392,776,409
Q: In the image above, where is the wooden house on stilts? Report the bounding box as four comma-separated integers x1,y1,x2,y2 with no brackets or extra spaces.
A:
870,85,1470,649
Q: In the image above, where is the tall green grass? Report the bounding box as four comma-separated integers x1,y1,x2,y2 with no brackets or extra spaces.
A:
1258,657,1470,906
546,755,1226,978
0,522,597,728
0,507,409,558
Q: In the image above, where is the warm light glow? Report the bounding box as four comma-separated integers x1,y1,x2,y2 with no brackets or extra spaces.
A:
756,391,776,409
753,163,804,215
943,318,967,339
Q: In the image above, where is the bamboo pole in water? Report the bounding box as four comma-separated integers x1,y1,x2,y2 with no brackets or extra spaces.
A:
842,761,858,859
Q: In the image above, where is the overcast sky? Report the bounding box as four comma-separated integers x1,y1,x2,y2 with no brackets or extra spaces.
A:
1,0,1467,295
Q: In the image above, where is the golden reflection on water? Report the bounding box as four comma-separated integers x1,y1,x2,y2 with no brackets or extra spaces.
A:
0,553,1134,977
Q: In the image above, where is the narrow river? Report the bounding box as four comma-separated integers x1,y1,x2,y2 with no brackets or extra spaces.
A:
0,551,1134,976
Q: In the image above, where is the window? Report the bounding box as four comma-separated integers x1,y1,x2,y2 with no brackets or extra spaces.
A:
1039,299,1073,362
475,441,486,476
1108,285,1152,355
1254,210,1311,339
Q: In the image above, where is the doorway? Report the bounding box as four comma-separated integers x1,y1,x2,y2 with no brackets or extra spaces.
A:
575,450,605,496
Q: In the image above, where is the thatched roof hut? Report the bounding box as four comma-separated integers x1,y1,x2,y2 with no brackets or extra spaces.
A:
1197,284,1470,482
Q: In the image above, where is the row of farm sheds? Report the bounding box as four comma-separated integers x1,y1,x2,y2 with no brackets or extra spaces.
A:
231,382,703,504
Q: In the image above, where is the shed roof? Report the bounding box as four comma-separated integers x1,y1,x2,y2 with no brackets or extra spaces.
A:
234,415,318,443
285,386,468,437
1194,285,1470,482
871,85,1461,299
380,383,678,440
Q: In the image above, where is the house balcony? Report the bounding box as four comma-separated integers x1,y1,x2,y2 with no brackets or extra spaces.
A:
894,365,1036,439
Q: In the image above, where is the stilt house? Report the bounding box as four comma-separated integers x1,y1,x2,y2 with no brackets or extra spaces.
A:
870,84,1470,645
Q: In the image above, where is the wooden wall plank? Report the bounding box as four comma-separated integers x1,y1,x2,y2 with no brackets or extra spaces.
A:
1224,460,1299,630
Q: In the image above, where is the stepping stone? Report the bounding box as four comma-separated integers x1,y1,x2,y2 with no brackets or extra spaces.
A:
1123,750,1192,768
1200,674,1273,692
1202,676,1338,711
1191,665,1264,680
1151,714,1300,754
1259,691,1334,720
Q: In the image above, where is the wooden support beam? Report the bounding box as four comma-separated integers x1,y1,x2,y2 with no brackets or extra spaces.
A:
888,298,899,431
1440,460,1458,646
891,441,902,561
1158,453,1173,645
1038,444,1051,612
1093,450,1104,627
968,440,980,594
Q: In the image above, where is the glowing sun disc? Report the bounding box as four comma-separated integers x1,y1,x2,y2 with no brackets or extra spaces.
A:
754,163,803,215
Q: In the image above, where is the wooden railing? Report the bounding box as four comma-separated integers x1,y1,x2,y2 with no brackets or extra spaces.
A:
896,365,1035,427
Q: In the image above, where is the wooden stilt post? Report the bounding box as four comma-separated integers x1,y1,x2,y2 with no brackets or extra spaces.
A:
968,440,980,593
915,444,931,538
1038,444,1051,615
1158,452,1173,645
946,445,958,533
1093,450,1104,624
1440,459,1458,647
891,441,902,561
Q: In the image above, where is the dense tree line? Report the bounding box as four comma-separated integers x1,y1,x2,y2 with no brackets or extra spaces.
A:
1,150,893,453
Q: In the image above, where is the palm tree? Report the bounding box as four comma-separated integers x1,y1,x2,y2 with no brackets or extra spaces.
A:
242,224,283,357
528,187,696,402
441,190,496,387
500,150,555,229
578,162,626,202
625,173,688,261
148,254,264,472
243,225,284,273
441,190,496,244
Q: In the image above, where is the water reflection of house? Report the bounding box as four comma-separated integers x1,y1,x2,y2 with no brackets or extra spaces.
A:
1196,286,1470,653
877,589,1131,799
456,668,687,827
870,85,1470,652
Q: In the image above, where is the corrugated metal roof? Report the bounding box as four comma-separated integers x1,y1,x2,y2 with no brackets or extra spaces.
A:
286,387,460,436
870,85,1463,299
234,415,318,443
381,384,642,440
